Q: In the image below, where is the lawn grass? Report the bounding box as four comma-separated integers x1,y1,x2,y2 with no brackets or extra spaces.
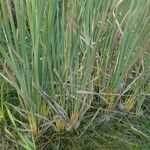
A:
0,0,150,149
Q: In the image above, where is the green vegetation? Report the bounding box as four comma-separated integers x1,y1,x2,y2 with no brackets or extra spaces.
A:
0,0,150,149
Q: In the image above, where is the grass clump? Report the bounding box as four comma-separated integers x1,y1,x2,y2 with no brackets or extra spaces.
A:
0,0,150,149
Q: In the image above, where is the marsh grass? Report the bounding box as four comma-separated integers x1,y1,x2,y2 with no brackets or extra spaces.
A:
0,0,150,149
